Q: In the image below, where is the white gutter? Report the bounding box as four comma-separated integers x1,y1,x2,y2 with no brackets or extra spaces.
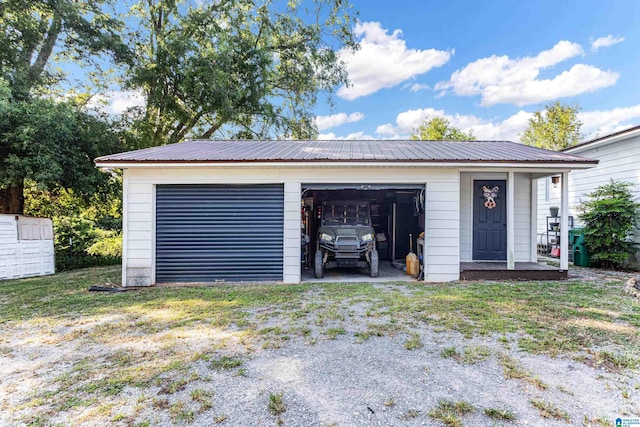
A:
95,161,597,170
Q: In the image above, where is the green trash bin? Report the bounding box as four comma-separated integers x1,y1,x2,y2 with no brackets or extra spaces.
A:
570,228,591,267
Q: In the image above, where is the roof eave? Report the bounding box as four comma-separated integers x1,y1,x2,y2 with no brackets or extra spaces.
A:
95,159,598,169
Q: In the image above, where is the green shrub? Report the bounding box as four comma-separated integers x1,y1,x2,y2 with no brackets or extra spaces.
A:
56,255,121,272
577,180,640,269
87,232,122,257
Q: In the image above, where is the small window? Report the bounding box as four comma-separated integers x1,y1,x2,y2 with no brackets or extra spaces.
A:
544,177,550,202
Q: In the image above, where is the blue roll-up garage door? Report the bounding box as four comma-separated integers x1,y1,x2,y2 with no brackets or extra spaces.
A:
156,184,284,282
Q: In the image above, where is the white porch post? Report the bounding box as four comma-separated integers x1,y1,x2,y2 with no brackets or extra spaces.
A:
530,177,538,262
560,171,569,271
507,171,515,270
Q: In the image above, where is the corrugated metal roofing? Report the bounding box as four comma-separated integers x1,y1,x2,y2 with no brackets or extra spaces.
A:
95,139,597,165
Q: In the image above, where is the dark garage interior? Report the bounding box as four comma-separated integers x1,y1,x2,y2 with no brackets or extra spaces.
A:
301,184,425,281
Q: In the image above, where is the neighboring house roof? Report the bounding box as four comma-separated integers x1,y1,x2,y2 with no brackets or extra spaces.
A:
96,139,597,167
563,124,640,154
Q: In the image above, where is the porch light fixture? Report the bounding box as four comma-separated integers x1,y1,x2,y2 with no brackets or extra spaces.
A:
551,176,560,188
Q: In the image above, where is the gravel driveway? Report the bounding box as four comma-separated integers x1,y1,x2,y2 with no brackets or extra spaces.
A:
1,266,638,426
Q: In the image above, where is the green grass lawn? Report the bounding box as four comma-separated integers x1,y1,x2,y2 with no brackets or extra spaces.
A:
1,266,639,425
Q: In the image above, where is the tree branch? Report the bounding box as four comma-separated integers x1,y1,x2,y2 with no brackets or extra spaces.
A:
28,14,62,86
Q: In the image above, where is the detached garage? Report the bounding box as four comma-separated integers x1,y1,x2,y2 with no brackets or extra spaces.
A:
95,139,597,286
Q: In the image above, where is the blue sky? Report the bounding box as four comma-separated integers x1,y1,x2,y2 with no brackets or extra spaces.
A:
313,0,640,141
97,0,640,142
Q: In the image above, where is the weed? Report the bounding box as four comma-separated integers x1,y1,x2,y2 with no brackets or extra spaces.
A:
583,415,614,426
497,353,547,390
588,351,640,372
530,399,570,422
554,385,573,395
112,413,127,422
152,397,170,409
158,378,189,395
383,397,395,407
169,400,195,423
428,399,474,427
268,392,286,416
462,345,491,364
403,409,420,419
210,356,243,371
484,407,516,421
440,346,459,359
214,414,228,423
190,389,214,412
325,327,346,339
404,333,424,350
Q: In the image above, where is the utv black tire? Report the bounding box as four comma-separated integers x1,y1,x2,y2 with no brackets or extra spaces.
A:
369,249,379,278
314,249,325,278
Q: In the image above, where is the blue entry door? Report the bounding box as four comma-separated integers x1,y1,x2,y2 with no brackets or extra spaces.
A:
473,180,507,260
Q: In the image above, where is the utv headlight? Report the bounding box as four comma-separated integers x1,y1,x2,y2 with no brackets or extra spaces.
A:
361,233,374,242
319,233,333,242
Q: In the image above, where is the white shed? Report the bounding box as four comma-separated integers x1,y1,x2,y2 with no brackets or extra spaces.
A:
0,214,55,280
95,139,597,286
537,125,640,260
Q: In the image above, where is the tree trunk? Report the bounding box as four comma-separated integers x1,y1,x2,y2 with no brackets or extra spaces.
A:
0,184,25,214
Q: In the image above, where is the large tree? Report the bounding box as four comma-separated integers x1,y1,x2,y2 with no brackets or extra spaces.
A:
124,0,358,147
0,0,129,213
0,81,122,213
411,117,475,141
520,101,582,151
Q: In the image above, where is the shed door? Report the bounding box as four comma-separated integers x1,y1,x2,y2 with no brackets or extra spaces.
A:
472,180,507,261
156,184,284,282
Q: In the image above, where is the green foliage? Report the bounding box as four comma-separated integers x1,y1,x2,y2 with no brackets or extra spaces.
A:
55,254,121,272
87,233,122,258
577,180,640,269
0,0,130,100
0,84,124,213
411,117,475,141
24,181,122,270
124,0,358,146
520,101,582,150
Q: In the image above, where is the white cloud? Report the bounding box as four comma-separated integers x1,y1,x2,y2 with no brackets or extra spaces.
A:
375,107,533,141
317,131,375,140
373,103,640,144
337,22,452,100
410,83,430,92
436,41,619,106
314,112,365,131
86,90,145,115
591,35,625,51
579,104,640,138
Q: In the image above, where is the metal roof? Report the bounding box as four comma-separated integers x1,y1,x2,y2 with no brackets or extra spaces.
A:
95,139,598,165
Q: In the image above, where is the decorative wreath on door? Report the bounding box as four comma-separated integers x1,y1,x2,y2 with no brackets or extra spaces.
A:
482,185,499,209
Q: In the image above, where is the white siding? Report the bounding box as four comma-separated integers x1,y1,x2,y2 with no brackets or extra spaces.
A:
514,173,532,261
283,182,301,284
122,166,462,286
460,172,532,262
537,132,640,248
0,215,54,280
